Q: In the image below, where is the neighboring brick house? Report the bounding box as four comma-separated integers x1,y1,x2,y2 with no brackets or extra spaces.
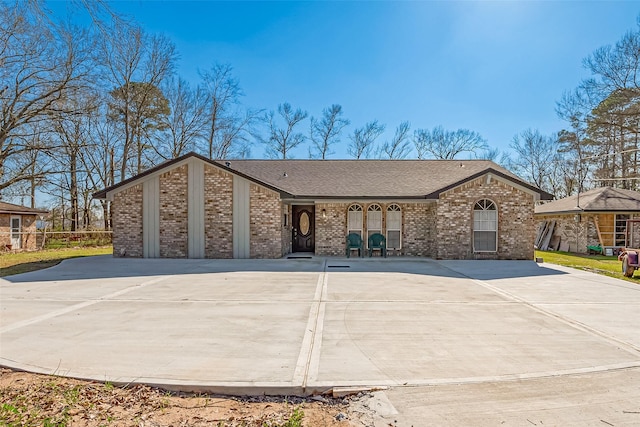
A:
0,202,48,251
94,152,552,260
535,187,640,254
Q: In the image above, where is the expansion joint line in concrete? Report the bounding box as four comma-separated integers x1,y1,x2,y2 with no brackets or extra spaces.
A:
0,276,172,334
293,260,328,392
433,263,640,359
470,278,640,357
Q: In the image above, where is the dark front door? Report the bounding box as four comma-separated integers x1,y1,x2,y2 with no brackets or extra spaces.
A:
292,205,315,252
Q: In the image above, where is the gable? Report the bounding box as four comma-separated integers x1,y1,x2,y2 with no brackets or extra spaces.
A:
93,152,550,201
435,170,548,201
94,155,288,201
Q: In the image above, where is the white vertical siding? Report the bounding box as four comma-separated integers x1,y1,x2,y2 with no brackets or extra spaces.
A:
233,176,250,258
142,177,160,258
188,160,205,258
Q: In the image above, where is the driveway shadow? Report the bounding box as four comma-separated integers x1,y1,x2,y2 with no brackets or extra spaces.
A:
436,260,568,280
1,256,567,283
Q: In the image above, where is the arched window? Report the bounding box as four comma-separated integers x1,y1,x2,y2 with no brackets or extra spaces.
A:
473,199,497,252
347,204,363,237
366,204,382,246
386,204,402,250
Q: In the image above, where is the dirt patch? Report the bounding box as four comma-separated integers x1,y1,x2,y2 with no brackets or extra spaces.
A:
0,368,349,426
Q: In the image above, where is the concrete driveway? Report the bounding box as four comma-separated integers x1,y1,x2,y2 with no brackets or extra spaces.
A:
2,256,640,425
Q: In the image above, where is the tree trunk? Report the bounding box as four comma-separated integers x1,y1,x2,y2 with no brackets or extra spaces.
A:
30,177,36,208
70,151,78,232
100,200,110,230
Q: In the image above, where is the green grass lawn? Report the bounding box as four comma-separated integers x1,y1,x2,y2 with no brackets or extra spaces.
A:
535,249,640,283
0,247,112,277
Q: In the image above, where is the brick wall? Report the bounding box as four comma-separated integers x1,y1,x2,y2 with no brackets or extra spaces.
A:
315,202,349,256
0,213,39,251
437,176,535,260
314,202,437,257
249,184,282,258
402,203,436,257
21,215,37,250
159,164,188,258
0,214,8,248
113,184,143,257
107,163,538,260
281,204,292,256
204,165,233,258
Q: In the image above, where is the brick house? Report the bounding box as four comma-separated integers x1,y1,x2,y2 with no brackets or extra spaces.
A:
535,187,640,254
94,152,551,260
0,202,48,251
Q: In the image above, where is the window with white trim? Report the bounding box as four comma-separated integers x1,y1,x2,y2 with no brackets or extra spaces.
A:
386,204,402,250
366,204,382,247
473,199,497,252
347,204,363,238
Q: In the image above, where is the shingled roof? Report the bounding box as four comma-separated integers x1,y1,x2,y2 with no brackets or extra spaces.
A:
218,158,545,199
0,201,48,215
535,187,640,215
93,152,552,200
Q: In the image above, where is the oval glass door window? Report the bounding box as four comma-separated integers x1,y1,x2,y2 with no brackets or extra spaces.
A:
299,211,310,236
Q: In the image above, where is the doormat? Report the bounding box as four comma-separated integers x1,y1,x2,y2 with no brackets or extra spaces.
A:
287,256,313,259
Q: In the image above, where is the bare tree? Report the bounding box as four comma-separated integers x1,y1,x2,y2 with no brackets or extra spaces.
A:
505,129,561,194
213,109,260,159
380,121,411,159
582,28,640,94
347,120,385,159
557,21,640,192
556,89,596,195
108,81,170,176
413,126,488,159
0,2,92,195
259,103,308,159
309,104,350,159
199,63,258,159
99,21,176,180
2,130,51,206
48,89,99,231
82,114,119,229
154,77,207,160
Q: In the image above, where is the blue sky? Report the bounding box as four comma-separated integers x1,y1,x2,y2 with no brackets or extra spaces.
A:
58,1,639,159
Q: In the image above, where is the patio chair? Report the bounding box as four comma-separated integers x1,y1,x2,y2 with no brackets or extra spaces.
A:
346,233,363,258
368,233,387,257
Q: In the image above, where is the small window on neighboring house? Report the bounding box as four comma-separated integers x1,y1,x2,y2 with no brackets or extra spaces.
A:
473,199,497,252
386,204,402,250
366,204,382,246
347,204,363,237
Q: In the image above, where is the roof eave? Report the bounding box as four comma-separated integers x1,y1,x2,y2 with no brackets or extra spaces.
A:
426,168,553,200
92,152,293,200
286,195,435,200
534,209,583,216
0,210,49,215
536,208,640,215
